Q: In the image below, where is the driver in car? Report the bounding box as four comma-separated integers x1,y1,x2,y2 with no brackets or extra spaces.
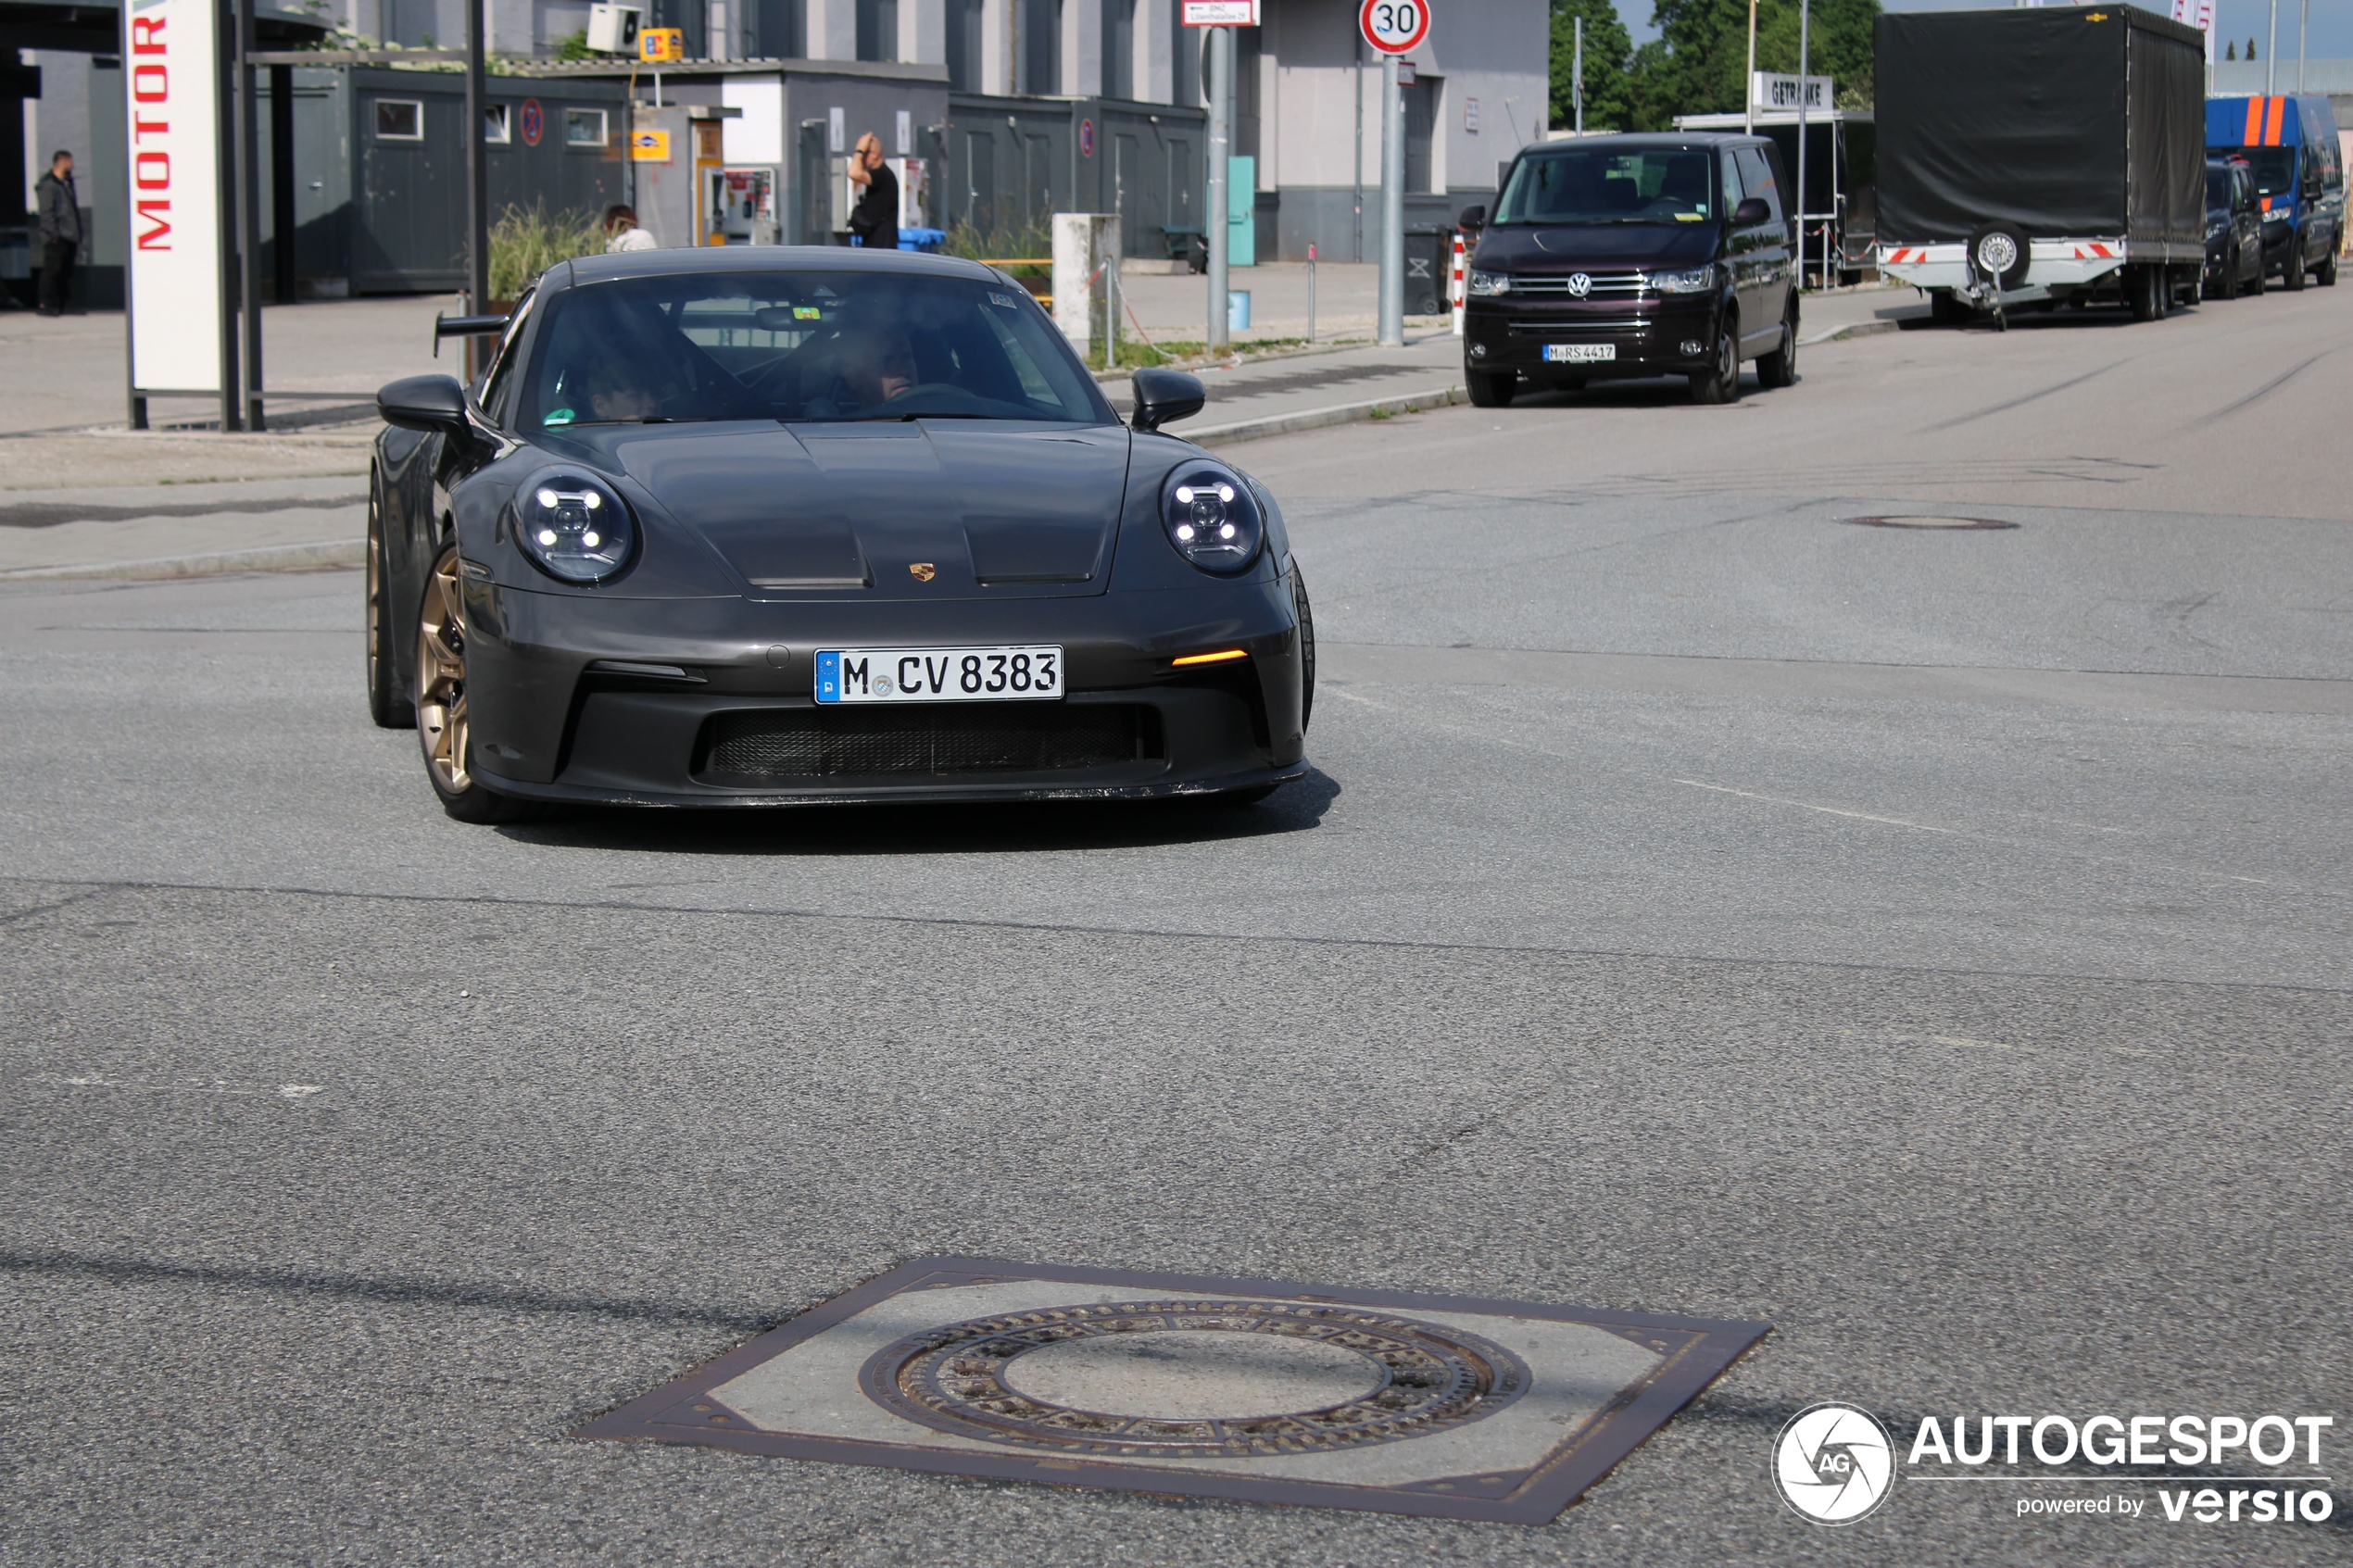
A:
823,323,919,412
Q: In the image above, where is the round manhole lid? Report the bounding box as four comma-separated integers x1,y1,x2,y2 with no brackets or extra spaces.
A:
860,1298,1530,1457
1843,515,2019,530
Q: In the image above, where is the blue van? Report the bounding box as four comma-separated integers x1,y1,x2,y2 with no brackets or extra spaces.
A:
2207,94,2346,288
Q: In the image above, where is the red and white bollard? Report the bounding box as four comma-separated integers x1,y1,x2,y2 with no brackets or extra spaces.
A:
1450,231,1466,336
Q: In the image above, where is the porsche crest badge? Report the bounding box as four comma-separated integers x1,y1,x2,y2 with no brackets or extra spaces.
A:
909,562,937,582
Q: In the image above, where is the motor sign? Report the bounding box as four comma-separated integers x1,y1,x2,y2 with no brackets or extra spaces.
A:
124,0,225,394
1360,0,1428,54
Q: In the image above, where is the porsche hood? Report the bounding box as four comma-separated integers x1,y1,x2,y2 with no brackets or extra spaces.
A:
610,420,1133,599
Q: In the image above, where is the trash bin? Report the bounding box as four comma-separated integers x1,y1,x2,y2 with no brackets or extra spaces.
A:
1403,227,1450,316
898,227,948,253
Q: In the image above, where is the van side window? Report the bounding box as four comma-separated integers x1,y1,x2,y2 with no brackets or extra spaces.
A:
1720,154,1744,218
1734,147,1782,222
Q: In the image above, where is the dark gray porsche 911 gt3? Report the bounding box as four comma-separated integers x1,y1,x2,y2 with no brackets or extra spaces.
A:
367,247,1313,822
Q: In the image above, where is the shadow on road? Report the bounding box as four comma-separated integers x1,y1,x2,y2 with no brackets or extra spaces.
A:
493,768,1343,858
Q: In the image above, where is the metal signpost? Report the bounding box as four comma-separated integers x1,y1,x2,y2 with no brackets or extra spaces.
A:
1183,1,1255,352
466,0,490,378
1361,0,1428,348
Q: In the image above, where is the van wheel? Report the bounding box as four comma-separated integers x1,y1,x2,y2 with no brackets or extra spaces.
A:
2285,247,2308,290
1689,320,1739,405
2319,246,2338,286
1466,369,1516,408
1755,311,1797,389
2244,252,2266,295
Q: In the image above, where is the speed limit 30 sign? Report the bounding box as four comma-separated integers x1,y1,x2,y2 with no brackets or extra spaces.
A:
1360,0,1429,54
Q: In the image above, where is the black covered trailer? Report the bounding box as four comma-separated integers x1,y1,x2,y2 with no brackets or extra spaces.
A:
1875,6,2207,321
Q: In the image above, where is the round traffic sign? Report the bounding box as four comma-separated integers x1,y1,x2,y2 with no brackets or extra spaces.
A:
519,98,544,146
1359,0,1428,54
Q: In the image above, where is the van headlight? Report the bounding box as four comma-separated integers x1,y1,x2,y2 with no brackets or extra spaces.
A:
1647,265,1718,294
1162,464,1265,575
512,470,635,584
1467,269,1510,296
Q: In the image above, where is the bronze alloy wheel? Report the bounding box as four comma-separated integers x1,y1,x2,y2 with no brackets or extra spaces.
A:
417,544,472,795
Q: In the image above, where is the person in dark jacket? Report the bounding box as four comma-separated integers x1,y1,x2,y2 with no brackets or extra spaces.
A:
35,150,81,316
845,132,898,251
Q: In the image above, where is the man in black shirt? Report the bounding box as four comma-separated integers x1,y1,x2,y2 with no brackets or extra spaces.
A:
34,150,81,316
846,132,899,252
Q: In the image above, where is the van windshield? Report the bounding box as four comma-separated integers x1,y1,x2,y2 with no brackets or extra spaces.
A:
1493,148,1716,225
2221,145,2298,199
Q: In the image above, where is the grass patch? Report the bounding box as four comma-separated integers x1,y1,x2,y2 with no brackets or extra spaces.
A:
489,203,604,300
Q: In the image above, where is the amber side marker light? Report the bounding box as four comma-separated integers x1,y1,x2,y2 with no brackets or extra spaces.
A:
1171,648,1250,667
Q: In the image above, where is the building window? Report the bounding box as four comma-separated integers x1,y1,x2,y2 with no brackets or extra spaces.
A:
856,0,898,61
484,102,510,144
1403,75,1438,194
566,107,609,147
946,0,983,90
1171,3,1200,106
1101,0,1133,100
754,0,803,58
374,99,423,140
1023,0,1060,94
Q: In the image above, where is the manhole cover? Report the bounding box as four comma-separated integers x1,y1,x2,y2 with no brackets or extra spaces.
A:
862,1299,1529,1456
575,1257,1769,1524
1843,514,2019,530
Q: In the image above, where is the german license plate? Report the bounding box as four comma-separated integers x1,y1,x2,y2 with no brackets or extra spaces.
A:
815,646,1063,703
1544,343,1616,364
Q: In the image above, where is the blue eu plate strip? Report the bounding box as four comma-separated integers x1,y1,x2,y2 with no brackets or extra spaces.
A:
815,649,841,703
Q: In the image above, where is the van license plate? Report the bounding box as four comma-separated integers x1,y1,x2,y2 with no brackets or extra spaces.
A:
1544,344,1616,364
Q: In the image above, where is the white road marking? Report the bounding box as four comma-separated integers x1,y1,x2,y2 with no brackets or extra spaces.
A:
50,1074,322,1099
1672,778,1956,834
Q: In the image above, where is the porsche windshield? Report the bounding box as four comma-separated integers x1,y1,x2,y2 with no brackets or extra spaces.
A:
518,270,1114,428
1493,148,1716,225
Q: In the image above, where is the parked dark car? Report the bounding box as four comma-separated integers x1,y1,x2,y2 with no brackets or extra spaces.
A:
1457,132,1799,407
2205,157,2265,297
368,248,1312,822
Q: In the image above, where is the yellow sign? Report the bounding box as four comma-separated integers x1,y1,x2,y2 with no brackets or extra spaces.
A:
639,27,684,61
629,130,672,162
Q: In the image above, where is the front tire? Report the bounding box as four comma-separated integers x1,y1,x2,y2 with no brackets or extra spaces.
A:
1755,310,1797,389
365,481,413,729
1466,368,1516,408
2284,245,2307,290
2243,249,2266,295
417,543,538,825
2319,245,2338,286
1290,561,1315,734
1689,319,1739,405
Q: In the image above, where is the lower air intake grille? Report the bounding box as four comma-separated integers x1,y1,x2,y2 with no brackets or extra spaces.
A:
700,705,1160,781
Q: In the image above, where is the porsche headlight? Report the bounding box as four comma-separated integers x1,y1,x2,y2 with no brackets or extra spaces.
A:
1161,464,1265,576
1467,269,1511,296
1647,265,1717,295
513,470,634,584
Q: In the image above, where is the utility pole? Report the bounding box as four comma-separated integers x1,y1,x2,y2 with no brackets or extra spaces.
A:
1377,52,1403,345
235,0,262,430
2297,0,2308,91
2267,0,2277,95
1796,0,1809,291
1744,0,1757,135
1573,17,1583,135
1207,23,1231,351
465,0,490,374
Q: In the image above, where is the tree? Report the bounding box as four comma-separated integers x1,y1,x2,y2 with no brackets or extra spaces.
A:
1551,0,1637,134
1627,0,1881,130
2226,39,2236,59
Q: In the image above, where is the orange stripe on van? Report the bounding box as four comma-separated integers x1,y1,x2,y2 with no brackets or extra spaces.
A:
2245,97,2264,144
2266,96,2287,145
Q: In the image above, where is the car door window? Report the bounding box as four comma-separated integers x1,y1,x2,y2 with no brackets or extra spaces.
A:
1720,154,1744,220
477,288,536,428
1734,147,1781,224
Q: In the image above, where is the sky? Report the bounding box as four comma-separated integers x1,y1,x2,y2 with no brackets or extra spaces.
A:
1608,0,2353,60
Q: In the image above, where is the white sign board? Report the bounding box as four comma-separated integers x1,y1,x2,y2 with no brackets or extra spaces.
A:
1750,72,1833,113
124,0,223,394
2171,0,2215,55
1360,0,1429,55
1181,1,1259,24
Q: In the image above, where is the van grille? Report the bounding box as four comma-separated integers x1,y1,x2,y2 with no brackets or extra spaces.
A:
698,705,1160,782
1509,270,1651,296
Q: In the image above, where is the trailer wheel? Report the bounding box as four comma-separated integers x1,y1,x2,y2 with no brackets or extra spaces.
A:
2128,265,2163,322
1929,290,1972,326
1968,222,2032,292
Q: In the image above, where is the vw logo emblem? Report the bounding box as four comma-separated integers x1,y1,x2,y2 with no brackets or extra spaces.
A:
1567,272,1592,297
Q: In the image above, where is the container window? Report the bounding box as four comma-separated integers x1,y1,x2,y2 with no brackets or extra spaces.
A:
566,108,609,148
484,102,510,144
375,99,423,140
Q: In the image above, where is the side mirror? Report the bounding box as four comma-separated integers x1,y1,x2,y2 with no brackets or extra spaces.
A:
1457,203,1487,230
1732,196,1771,227
378,373,475,440
1129,367,1206,433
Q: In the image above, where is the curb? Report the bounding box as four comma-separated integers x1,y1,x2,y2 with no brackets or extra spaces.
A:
1186,384,1466,447
1798,319,1898,347
0,538,363,583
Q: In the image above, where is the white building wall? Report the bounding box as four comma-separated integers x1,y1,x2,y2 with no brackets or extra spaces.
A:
981,0,1013,93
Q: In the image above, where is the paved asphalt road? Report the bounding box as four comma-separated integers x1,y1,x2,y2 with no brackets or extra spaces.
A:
3,288,2349,1566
